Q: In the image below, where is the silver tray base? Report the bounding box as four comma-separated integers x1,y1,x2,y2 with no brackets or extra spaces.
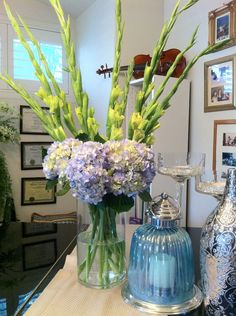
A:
121,282,203,315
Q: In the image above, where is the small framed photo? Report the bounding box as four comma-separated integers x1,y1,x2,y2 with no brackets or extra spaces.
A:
22,239,57,271
20,105,49,134
213,119,236,177
204,55,236,112
21,142,51,170
22,222,57,237
208,1,236,48
21,177,56,205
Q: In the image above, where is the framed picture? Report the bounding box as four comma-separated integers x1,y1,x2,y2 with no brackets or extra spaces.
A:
204,55,236,112
21,177,56,205
20,105,49,134
21,142,51,170
213,119,236,177
22,239,57,271
22,222,57,237
208,1,236,49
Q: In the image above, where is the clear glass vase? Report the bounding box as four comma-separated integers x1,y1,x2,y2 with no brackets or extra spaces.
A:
77,203,126,289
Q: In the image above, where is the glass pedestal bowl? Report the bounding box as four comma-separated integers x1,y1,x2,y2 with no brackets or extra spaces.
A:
195,170,226,201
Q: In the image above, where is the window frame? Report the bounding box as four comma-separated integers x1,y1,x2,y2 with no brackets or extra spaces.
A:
7,24,69,94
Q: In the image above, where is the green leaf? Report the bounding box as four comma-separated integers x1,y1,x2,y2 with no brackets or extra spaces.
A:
103,193,134,213
94,133,106,144
56,181,70,196
41,147,48,160
46,178,58,191
139,190,152,202
76,132,90,142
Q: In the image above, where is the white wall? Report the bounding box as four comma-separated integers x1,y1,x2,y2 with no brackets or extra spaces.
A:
120,0,164,64
0,0,59,26
164,0,236,227
75,0,116,136
0,0,77,221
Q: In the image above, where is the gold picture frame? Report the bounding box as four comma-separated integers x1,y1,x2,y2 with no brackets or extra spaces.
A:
204,55,236,112
208,0,236,49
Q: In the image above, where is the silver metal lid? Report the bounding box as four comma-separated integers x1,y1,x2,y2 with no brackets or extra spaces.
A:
148,192,180,222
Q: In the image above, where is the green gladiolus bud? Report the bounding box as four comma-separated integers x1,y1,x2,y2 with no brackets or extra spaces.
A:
133,129,145,142
75,107,84,128
131,112,143,129
145,134,155,145
111,85,123,100
110,126,123,140
60,90,66,102
87,117,99,139
35,87,47,100
88,107,95,117
114,102,124,114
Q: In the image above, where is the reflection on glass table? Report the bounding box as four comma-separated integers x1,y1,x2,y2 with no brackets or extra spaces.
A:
195,170,226,201
157,152,205,211
0,222,77,316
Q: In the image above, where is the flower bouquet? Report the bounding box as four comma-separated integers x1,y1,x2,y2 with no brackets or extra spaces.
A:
0,0,228,288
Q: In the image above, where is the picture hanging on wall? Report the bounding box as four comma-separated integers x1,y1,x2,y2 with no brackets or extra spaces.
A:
21,177,56,205
21,142,52,170
213,119,236,177
204,55,236,112
208,0,236,49
20,105,49,134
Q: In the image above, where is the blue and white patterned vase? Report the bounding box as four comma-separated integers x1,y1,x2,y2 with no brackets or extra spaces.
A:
200,168,236,315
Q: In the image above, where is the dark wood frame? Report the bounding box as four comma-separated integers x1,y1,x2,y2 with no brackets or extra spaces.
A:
204,55,236,112
22,222,57,237
20,105,49,135
22,239,57,271
213,119,236,170
21,177,56,206
21,142,51,170
208,0,236,49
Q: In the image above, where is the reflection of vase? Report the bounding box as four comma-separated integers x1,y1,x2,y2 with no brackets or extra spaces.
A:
77,203,126,289
200,168,236,315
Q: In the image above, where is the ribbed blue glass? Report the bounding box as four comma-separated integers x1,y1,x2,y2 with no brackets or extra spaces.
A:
127,223,195,305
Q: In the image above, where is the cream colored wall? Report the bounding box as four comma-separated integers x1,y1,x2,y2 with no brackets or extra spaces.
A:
164,0,236,227
75,0,116,136
120,0,164,64
0,0,59,26
0,0,77,221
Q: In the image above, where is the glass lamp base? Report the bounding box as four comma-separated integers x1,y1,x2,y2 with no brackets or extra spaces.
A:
121,282,203,315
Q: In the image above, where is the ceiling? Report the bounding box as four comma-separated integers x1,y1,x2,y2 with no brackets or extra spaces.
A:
37,0,96,18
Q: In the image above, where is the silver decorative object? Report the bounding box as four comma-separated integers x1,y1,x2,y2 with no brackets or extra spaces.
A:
200,168,236,315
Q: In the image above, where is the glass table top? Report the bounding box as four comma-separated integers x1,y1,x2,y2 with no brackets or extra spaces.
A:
0,222,77,316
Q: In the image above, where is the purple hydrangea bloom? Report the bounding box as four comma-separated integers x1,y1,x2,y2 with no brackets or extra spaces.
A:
43,138,82,180
65,142,109,204
104,139,156,196
43,138,156,205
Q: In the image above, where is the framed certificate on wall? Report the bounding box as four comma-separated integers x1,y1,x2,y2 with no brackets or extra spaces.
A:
21,177,56,205
21,142,51,170
20,105,49,134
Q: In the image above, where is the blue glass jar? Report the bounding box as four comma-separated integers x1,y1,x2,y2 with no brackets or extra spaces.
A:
122,193,202,314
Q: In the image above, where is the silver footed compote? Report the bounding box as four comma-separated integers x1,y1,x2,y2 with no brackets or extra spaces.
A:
157,152,205,212
195,169,226,201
